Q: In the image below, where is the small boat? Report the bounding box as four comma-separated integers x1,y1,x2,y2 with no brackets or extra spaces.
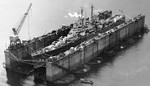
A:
88,59,102,65
74,64,91,74
80,78,93,85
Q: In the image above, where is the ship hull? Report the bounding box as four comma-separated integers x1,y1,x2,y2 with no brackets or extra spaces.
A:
32,16,125,58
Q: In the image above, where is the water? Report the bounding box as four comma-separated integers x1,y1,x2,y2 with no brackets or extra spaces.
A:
0,0,150,86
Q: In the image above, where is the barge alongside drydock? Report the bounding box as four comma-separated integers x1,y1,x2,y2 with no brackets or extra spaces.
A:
4,4,146,82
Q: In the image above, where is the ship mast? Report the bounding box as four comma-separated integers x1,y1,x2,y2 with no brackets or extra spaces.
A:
81,7,84,28
91,4,94,21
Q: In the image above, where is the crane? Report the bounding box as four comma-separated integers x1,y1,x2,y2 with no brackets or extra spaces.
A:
10,3,32,46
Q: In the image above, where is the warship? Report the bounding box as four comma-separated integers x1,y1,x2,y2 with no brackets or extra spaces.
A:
4,3,146,82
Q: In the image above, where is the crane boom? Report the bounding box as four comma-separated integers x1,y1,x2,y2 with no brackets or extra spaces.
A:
13,3,32,35
10,3,32,46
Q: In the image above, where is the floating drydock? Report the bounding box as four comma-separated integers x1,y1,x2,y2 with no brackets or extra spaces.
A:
4,4,146,83
45,14,145,81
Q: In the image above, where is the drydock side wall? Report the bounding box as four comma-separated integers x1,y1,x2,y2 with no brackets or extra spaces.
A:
69,50,83,70
4,49,29,70
4,50,11,69
109,32,117,48
97,35,109,54
46,56,69,81
46,15,145,82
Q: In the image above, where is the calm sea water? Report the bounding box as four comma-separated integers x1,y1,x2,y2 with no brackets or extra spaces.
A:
0,0,150,86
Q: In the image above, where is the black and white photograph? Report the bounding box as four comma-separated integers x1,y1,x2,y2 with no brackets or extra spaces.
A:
0,0,150,86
